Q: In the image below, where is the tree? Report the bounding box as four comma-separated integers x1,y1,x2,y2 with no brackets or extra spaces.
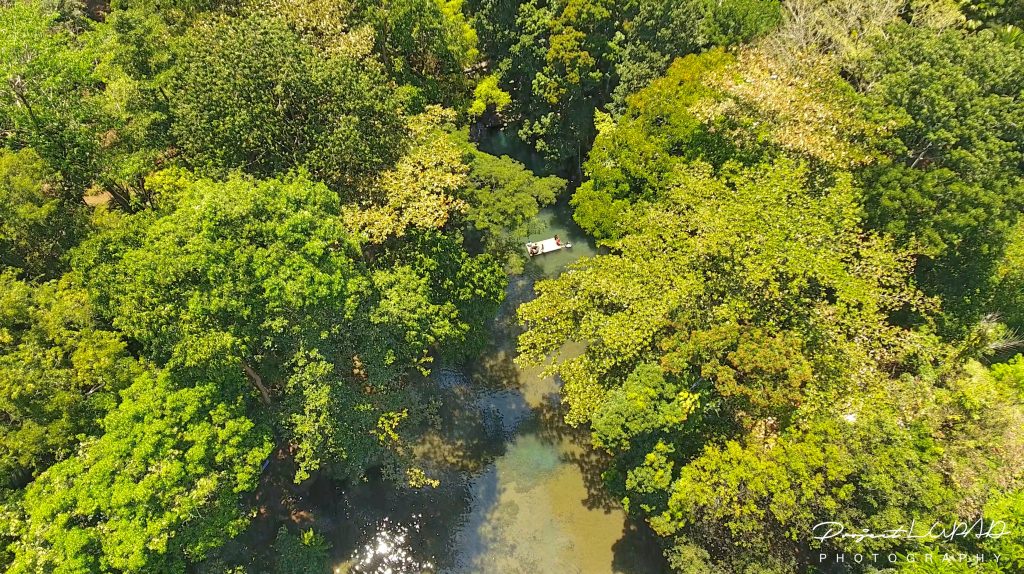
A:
455,130,564,270
467,0,780,170
577,30,1024,335
0,0,104,196
855,23,1024,190
0,272,139,489
993,219,1024,333
170,14,407,188
611,0,780,111
522,158,925,425
464,0,523,65
852,23,1024,330
82,0,182,208
571,50,735,240
706,0,783,46
468,73,512,120
70,170,382,482
5,369,273,573
338,107,512,366
514,0,618,170
71,168,505,481
271,526,331,574
888,354,1024,574
71,171,362,378
355,0,480,106
342,108,472,243
0,148,90,280
1,0,210,210
961,0,1024,28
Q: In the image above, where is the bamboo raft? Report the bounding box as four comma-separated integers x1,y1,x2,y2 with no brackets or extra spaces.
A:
526,237,572,256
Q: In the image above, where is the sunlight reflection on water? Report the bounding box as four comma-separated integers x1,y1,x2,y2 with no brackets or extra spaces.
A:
341,516,434,574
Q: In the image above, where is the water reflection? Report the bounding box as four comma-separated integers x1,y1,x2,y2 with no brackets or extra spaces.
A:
340,516,433,574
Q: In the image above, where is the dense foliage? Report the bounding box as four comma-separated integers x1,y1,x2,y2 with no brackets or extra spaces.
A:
171,14,407,188
1,0,1023,572
521,152,1024,571
514,6,1024,572
8,369,272,573
466,0,781,170
0,0,556,570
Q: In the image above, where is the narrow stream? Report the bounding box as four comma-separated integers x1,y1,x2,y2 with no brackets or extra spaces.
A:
327,200,670,573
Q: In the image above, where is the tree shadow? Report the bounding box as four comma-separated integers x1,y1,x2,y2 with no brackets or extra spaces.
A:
532,392,622,513
199,443,324,571
467,347,523,393
612,518,673,574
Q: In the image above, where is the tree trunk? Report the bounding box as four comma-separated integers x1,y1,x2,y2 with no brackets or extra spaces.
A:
241,359,272,405
10,78,42,132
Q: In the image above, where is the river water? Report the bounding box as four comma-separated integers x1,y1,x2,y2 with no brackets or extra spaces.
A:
326,201,670,573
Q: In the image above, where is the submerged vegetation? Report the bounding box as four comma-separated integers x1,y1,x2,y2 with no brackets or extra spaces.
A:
0,0,1023,572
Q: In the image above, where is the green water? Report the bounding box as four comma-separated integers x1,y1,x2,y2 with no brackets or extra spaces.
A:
474,128,551,177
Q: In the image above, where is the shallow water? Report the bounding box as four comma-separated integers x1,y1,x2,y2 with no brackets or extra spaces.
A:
326,205,669,574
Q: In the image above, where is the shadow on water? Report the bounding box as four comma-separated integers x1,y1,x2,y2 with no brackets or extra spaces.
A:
531,398,621,514
428,201,668,573
613,520,674,574
475,127,551,177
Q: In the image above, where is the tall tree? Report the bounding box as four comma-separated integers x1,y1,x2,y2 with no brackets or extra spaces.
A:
467,0,780,171
0,0,103,196
961,0,1024,28
993,219,1024,333
510,0,619,170
355,0,481,106
0,272,139,489
170,14,407,189
611,0,780,111
852,23,1024,330
71,168,505,481
5,368,273,573
0,148,90,280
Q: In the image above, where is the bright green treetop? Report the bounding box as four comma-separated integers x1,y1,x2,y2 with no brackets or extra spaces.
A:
519,156,1024,569
0,272,139,489
6,369,273,573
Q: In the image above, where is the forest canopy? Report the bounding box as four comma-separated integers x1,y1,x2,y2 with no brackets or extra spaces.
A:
1,0,1023,572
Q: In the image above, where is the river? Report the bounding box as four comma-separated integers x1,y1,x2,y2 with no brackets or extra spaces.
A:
325,198,670,573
